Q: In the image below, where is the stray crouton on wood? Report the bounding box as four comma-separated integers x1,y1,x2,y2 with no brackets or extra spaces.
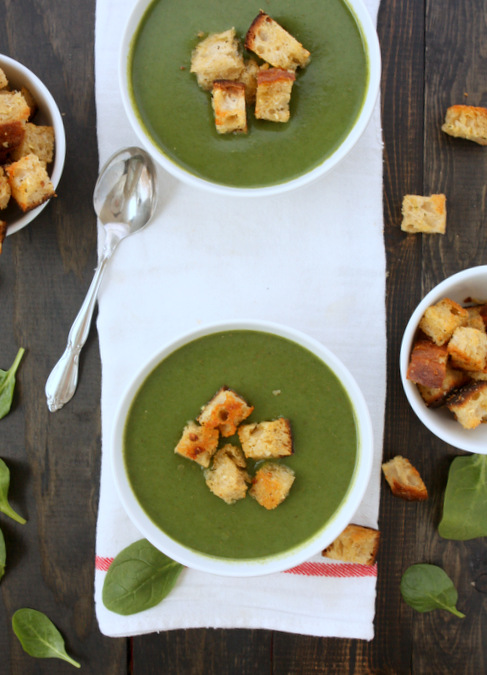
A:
382,455,428,501
442,104,487,145
322,524,380,566
401,194,447,234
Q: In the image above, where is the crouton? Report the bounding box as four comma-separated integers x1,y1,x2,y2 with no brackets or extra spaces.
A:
19,86,38,119
447,326,487,371
0,220,6,255
11,122,55,164
0,166,11,209
466,305,486,332
249,462,295,510
197,386,254,437
401,194,447,234
322,524,380,566
190,28,245,91
0,68,8,90
5,153,56,212
0,90,30,159
238,417,293,459
418,297,468,346
446,380,487,429
174,420,219,468
417,365,470,407
381,455,428,501
442,104,487,145
406,338,448,388
211,80,247,134
204,444,250,504
245,11,310,71
240,58,260,104
254,68,295,123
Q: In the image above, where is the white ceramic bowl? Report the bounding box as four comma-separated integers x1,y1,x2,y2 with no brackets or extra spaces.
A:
0,54,66,236
111,320,374,576
119,0,381,197
400,266,487,454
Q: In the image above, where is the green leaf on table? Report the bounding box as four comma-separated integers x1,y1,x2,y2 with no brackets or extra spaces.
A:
102,538,184,615
400,563,465,618
0,526,5,581
438,454,487,540
12,608,80,668
0,457,26,524
0,348,25,420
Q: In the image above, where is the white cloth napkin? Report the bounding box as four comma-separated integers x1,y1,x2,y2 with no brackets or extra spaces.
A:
94,0,384,640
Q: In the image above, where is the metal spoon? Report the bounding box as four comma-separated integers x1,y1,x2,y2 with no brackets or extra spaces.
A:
45,146,157,412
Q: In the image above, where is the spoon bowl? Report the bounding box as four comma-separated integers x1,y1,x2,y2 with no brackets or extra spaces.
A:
45,146,158,412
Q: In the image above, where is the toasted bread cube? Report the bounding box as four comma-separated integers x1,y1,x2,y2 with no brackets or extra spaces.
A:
0,166,11,209
197,386,253,437
174,420,219,468
250,462,295,510
255,68,295,123
417,365,470,407
382,456,428,501
442,105,487,145
0,220,6,255
0,68,8,90
211,80,247,134
204,444,250,504
5,153,56,212
20,86,38,119
418,297,468,346
406,338,448,388
322,524,380,566
245,11,310,71
190,28,244,91
11,122,55,164
466,305,486,332
0,90,30,159
238,418,293,459
447,380,487,429
240,58,260,104
401,194,447,234
447,326,487,371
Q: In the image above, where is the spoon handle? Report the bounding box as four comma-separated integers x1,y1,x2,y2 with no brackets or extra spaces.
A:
45,255,110,412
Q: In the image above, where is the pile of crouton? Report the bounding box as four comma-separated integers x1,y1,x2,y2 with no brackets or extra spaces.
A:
190,11,310,134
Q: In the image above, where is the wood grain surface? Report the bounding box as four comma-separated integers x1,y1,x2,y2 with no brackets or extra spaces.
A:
1,0,486,673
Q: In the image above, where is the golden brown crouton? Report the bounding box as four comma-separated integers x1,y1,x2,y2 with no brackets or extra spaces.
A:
0,220,6,255
197,386,254,437
418,297,469,346
401,194,447,234
174,420,219,468
19,86,38,119
417,365,470,407
442,104,487,145
249,462,295,510
0,166,11,209
0,68,8,90
381,456,428,501
254,68,295,123
5,153,56,212
245,11,310,71
0,90,30,159
190,28,245,91
447,326,487,371
466,305,486,332
10,122,55,164
240,58,260,104
238,418,293,459
322,524,380,566
211,80,247,134
406,338,449,388
446,380,487,429
204,444,250,504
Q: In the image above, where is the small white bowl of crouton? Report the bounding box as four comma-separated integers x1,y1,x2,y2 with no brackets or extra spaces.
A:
400,265,487,454
0,54,66,246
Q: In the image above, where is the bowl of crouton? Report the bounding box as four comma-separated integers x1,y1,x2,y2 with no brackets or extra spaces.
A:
400,265,487,453
111,319,374,576
0,54,66,249
119,0,381,196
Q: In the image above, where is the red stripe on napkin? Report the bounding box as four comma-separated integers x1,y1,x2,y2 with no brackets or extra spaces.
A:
96,556,114,572
284,562,377,578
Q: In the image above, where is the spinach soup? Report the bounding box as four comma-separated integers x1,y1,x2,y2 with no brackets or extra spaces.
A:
123,330,358,560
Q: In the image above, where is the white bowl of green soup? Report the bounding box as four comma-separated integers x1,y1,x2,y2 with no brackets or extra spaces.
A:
111,320,373,576
119,0,381,196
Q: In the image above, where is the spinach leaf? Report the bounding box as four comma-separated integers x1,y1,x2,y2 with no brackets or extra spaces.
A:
0,458,26,524
400,563,465,618
12,608,80,668
0,526,5,581
0,348,25,420
102,538,184,615
438,454,487,540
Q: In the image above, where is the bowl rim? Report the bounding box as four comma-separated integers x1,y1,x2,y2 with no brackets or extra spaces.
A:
400,265,487,454
0,54,66,236
118,0,381,197
110,319,374,576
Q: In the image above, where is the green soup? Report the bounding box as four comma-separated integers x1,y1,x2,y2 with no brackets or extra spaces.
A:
124,330,358,560
128,0,369,188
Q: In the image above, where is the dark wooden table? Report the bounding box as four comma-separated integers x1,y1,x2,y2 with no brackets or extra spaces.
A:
1,1,487,673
